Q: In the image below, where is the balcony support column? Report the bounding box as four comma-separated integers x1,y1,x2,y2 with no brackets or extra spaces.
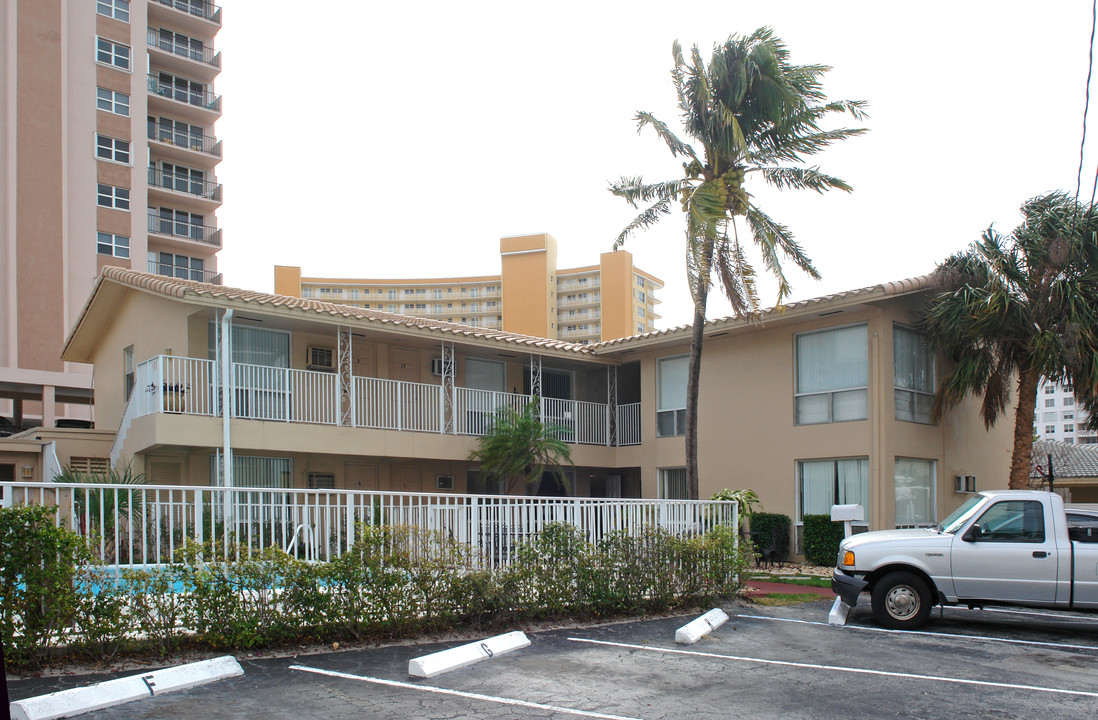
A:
218,309,234,505
441,342,455,434
530,354,542,421
607,366,618,447
338,327,353,427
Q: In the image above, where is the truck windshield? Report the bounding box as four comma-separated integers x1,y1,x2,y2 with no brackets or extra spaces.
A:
935,495,987,534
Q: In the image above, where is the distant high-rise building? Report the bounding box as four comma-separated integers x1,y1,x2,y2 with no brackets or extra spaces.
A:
1034,377,1096,445
274,233,664,344
0,0,224,428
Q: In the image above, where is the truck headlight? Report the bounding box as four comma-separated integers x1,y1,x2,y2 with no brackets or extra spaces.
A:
840,550,855,567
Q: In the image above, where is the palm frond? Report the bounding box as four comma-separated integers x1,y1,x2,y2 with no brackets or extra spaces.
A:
758,166,853,193
634,112,698,161
613,196,675,250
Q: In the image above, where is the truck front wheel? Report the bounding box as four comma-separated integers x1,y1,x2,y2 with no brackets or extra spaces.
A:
871,571,932,629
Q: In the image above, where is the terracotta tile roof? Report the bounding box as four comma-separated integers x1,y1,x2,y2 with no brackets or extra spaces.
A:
1031,440,1098,479
592,275,934,349
90,268,936,358
96,267,596,354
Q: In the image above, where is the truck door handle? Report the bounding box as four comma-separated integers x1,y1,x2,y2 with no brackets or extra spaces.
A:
1032,551,1048,558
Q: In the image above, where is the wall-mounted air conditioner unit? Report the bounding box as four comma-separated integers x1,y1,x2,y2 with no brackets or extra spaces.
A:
436,475,454,490
307,346,334,371
954,475,976,493
430,358,445,376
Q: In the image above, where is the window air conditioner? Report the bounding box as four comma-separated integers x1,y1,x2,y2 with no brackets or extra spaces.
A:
431,357,445,376
307,346,334,371
954,475,976,493
436,475,455,490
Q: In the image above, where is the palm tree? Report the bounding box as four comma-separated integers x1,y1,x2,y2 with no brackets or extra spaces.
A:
922,191,1098,489
468,401,574,495
611,29,866,497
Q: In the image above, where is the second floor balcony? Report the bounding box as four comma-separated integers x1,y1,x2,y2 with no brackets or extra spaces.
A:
131,355,642,447
147,28,221,81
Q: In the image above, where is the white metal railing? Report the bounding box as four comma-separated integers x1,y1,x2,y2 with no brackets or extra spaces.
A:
356,377,442,432
130,356,642,445
542,397,609,445
617,403,641,445
454,388,528,435
2,481,737,570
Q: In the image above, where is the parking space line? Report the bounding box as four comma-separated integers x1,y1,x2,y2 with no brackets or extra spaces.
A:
566,638,1098,699
981,607,1098,622
736,614,1098,652
288,665,644,720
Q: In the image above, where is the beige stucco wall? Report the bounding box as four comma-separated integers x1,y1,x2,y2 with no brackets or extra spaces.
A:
622,294,1013,529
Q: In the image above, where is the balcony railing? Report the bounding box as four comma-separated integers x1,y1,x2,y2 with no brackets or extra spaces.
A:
132,356,640,447
147,74,222,113
1,481,737,568
147,261,222,285
558,278,601,291
147,28,221,68
153,0,222,24
148,122,222,157
148,167,222,202
559,295,600,308
147,213,221,247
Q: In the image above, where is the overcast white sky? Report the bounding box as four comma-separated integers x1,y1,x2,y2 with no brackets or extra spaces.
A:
213,1,1098,330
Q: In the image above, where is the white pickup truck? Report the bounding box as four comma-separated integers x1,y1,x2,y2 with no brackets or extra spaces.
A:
831,490,1098,629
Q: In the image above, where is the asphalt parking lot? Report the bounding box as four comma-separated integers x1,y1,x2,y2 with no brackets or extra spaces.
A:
9,596,1098,719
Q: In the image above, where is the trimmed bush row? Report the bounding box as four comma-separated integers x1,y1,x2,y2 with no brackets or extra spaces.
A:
801,514,846,566
1,506,751,670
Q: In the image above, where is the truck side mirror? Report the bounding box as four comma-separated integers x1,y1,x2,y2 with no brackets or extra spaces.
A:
962,524,982,542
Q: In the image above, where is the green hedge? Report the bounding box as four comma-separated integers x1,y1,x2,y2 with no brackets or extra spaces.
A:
747,513,791,560
0,509,752,670
802,514,846,566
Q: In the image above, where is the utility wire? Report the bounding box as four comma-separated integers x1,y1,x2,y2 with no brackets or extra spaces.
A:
1081,0,1098,210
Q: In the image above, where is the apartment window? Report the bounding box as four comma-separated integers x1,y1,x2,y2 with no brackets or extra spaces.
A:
153,71,207,107
1065,385,1074,393
637,276,646,287
1065,397,1075,407
387,289,397,299
156,162,207,195
349,289,360,299
1045,398,1056,408
97,87,130,116
404,303,414,310
156,29,205,62
150,116,205,150
636,290,646,302
388,304,397,312
415,303,426,310
123,346,135,400
307,473,336,490
1065,424,1075,433
659,468,688,499
97,184,130,210
637,307,645,317
1064,412,1074,420
895,458,936,527
1044,385,1055,394
795,324,868,425
150,252,204,281
96,134,131,164
96,38,130,70
798,457,868,553
894,326,935,424
1045,425,1056,434
657,355,688,437
637,323,645,333
97,232,130,258
96,0,129,22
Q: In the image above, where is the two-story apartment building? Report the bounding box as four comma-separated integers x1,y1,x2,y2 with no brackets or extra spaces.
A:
1,268,1011,548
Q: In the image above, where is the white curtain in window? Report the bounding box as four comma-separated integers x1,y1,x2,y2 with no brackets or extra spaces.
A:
800,461,835,516
797,325,868,393
837,458,869,507
895,458,934,525
465,358,505,392
659,468,688,499
894,327,933,392
658,356,688,410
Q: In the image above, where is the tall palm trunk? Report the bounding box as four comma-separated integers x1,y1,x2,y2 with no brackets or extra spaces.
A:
685,240,714,499
1009,365,1040,489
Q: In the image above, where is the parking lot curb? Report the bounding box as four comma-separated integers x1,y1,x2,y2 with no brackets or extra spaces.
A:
408,631,531,678
9,656,243,720
675,608,729,644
